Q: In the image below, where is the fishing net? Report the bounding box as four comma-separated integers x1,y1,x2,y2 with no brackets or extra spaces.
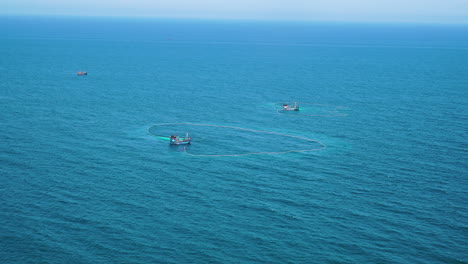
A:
148,123,326,157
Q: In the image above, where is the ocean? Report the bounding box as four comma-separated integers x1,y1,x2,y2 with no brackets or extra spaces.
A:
0,16,467,263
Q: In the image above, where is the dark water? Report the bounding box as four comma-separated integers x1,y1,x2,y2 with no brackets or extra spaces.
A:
1,16,467,263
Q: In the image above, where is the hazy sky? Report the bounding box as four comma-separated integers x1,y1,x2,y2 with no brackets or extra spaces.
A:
2,0,468,23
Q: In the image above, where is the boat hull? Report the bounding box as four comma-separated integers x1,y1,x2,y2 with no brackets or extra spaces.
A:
170,138,191,145
170,140,191,145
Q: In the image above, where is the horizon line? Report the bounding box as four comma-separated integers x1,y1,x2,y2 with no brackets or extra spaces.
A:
2,13,468,25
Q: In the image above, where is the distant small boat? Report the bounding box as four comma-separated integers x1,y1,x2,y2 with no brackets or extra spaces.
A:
77,72,87,76
282,102,300,111
169,133,192,145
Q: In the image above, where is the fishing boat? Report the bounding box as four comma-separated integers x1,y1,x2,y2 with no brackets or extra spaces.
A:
282,102,300,111
77,72,87,76
169,133,192,145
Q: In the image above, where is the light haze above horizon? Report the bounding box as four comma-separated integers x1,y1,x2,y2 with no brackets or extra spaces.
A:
2,0,468,24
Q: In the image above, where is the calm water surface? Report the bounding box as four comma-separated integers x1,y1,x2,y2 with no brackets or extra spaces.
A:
1,16,467,263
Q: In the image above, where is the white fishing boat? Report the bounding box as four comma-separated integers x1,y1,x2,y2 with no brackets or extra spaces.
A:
169,133,192,145
282,102,300,111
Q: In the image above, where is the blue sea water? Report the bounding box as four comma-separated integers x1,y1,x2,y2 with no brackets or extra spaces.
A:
1,16,467,263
